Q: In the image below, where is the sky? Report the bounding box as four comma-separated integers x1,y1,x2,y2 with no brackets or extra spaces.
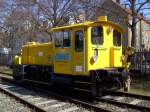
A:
121,0,150,19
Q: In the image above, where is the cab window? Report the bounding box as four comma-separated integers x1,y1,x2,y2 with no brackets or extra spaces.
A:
54,31,71,47
75,30,83,52
91,26,103,45
63,31,70,47
113,29,121,46
54,31,63,47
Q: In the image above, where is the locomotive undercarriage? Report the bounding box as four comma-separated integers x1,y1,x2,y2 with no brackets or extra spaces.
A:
90,69,125,97
13,65,54,83
13,65,129,97
69,68,129,97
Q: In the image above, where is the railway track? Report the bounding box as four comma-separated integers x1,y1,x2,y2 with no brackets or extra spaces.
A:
97,90,150,112
0,74,110,112
0,73,150,112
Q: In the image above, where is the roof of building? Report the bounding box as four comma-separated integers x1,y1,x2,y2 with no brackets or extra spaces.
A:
112,0,150,25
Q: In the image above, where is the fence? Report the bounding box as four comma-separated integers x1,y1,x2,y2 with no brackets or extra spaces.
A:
130,48,150,74
0,53,18,66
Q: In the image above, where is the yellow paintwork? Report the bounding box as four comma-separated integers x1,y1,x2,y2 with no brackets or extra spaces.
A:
49,21,123,32
14,55,21,64
52,16,123,76
54,47,72,74
72,28,85,75
21,42,53,65
97,16,108,21
15,16,124,76
87,24,122,74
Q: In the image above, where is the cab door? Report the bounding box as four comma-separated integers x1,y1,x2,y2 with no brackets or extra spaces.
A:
72,29,86,75
112,29,122,67
54,30,72,75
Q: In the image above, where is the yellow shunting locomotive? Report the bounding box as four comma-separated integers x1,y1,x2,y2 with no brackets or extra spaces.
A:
13,16,132,96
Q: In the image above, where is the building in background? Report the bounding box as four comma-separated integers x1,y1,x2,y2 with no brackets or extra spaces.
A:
136,19,150,50
126,10,150,50
143,30,150,50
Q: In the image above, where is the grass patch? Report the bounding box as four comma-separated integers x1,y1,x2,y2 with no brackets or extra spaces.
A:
130,77,150,96
130,87,150,96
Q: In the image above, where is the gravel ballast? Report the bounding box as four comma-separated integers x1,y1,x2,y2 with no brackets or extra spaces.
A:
0,92,32,112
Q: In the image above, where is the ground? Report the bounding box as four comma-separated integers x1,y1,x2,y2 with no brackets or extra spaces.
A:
130,77,150,96
0,66,12,74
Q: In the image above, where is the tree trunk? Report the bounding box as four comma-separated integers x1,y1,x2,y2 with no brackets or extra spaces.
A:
131,0,136,48
131,25,136,47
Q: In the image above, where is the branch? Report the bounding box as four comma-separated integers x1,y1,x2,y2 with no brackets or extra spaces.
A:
56,1,73,25
0,25,8,31
140,7,150,10
135,17,143,24
59,0,72,13
144,12,150,16
136,0,150,13
128,0,132,4
34,0,52,18
128,22,132,28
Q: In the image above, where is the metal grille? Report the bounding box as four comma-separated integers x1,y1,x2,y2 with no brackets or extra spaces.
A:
131,48,150,73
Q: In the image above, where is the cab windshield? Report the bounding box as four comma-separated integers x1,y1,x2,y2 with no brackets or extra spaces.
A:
113,29,121,46
91,26,103,45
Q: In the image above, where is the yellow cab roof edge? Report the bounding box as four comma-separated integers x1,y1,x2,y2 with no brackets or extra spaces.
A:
94,21,124,32
48,21,94,32
48,21,93,32
48,20,124,32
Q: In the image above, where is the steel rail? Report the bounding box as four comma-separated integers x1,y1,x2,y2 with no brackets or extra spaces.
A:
98,90,150,111
1,72,150,111
0,74,111,112
98,97,150,111
0,85,46,112
0,72,12,75
104,90,150,100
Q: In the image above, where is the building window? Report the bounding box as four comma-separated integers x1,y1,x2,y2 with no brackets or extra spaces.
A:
54,31,71,47
113,29,121,46
91,26,103,45
75,30,83,52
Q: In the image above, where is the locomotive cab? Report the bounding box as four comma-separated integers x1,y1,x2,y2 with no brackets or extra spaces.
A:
51,16,126,96
52,16,123,76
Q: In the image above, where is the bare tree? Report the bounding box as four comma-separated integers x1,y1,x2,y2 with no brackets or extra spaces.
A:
32,0,77,27
122,0,150,47
0,0,11,31
77,0,105,21
0,0,17,49
3,2,39,53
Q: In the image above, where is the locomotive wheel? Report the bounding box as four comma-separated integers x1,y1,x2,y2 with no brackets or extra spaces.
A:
91,74,103,97
113,77,121,90
96,81,103,97
12,66,22,80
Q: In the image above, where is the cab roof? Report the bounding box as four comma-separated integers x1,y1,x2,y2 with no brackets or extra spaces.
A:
49,20,124,32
